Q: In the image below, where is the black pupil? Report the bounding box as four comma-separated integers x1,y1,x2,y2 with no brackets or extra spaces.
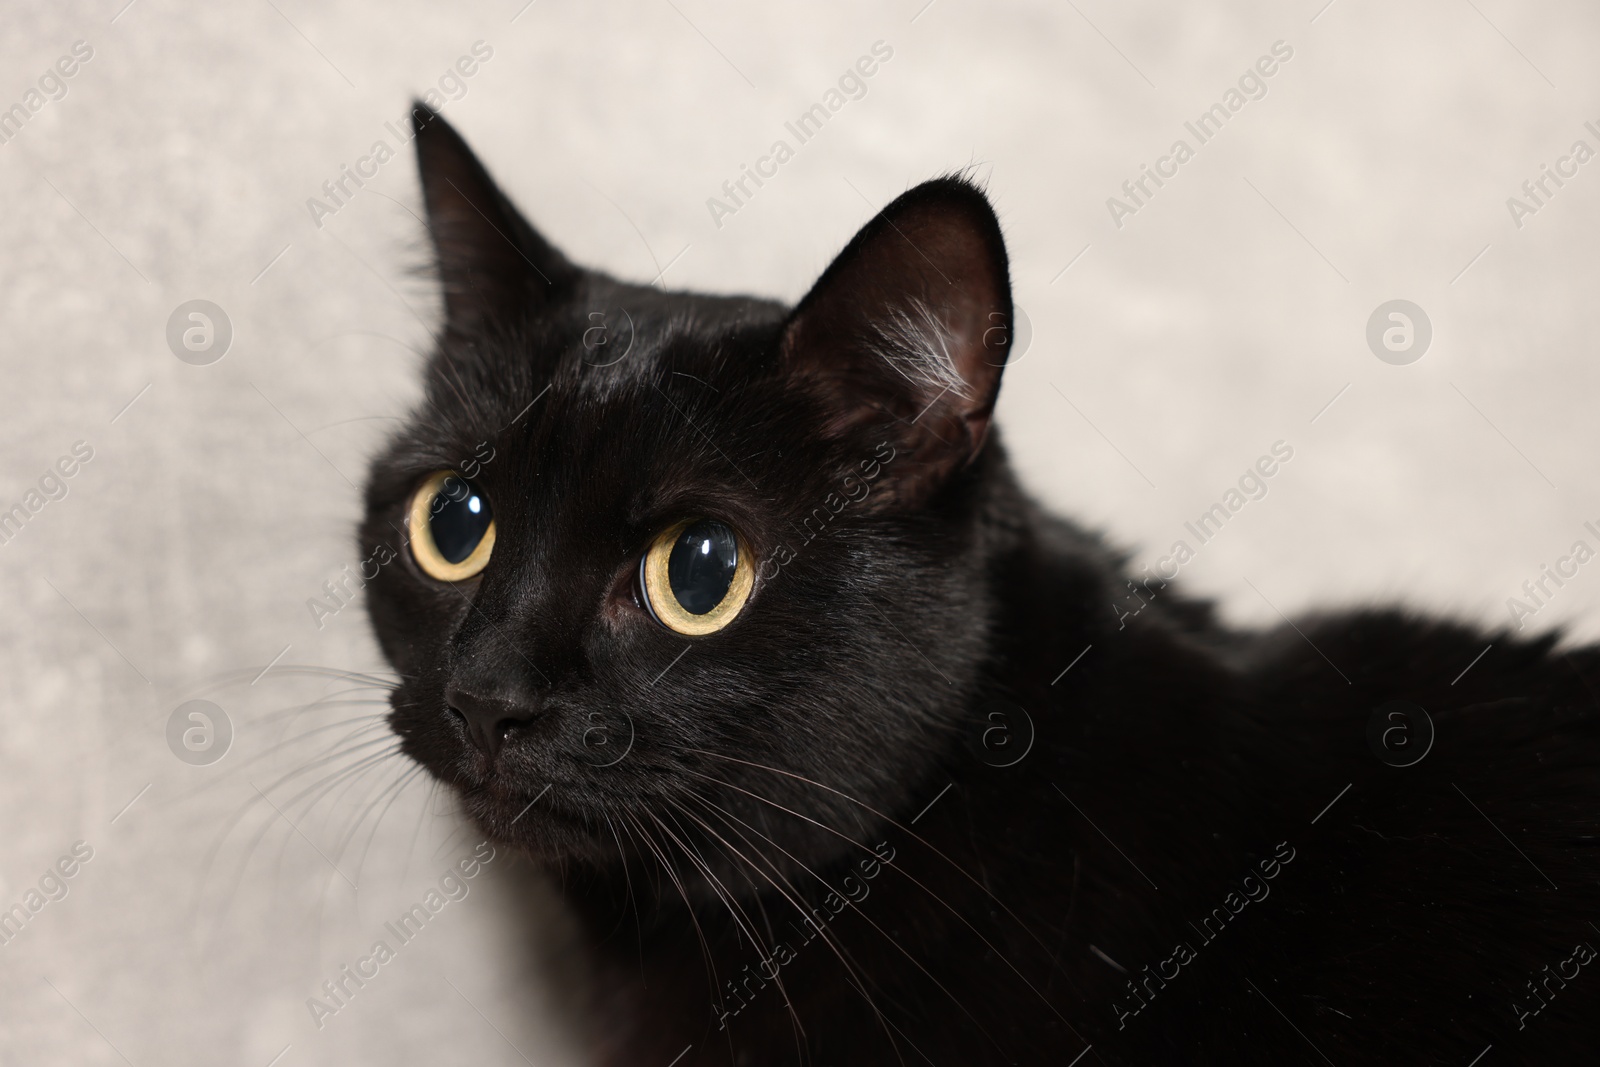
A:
667,520,738,615
429,476,491,564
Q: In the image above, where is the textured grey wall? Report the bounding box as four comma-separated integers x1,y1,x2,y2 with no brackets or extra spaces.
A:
3,0,1598,1063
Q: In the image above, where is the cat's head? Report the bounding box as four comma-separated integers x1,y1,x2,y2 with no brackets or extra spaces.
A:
361,106,1017,880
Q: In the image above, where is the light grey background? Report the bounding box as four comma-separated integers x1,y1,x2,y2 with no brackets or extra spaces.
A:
3,0,1598,1063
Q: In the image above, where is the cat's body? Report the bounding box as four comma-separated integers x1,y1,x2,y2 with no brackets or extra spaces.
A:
568,477,1600,1066
363,106,1600,1065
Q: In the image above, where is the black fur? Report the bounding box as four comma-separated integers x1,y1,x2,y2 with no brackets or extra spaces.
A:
360,105,1600,1065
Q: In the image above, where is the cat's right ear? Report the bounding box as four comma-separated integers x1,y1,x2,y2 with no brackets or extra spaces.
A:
779,176,1014,507
412,103,577,335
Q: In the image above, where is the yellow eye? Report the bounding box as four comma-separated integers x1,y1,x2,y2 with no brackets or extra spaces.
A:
641,519,754,635
408,471,496,582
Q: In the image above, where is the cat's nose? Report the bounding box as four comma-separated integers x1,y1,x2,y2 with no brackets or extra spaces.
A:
446,685,537,762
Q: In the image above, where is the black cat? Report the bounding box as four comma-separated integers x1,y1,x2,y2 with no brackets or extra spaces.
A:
360,105,1600,1065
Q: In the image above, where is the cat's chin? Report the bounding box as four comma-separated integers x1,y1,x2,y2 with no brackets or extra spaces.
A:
451,776,632,868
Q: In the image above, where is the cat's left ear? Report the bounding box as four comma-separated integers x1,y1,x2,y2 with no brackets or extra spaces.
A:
779,176,1014,505
412,103,578,336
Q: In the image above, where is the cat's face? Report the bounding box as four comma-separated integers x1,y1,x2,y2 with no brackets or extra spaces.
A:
361,106,1015,881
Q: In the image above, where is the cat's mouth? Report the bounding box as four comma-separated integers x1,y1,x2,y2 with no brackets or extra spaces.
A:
413,715,658,857
452,774,645,864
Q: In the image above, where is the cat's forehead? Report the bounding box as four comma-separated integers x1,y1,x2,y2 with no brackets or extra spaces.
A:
424,282,785,430
411,285,794,527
